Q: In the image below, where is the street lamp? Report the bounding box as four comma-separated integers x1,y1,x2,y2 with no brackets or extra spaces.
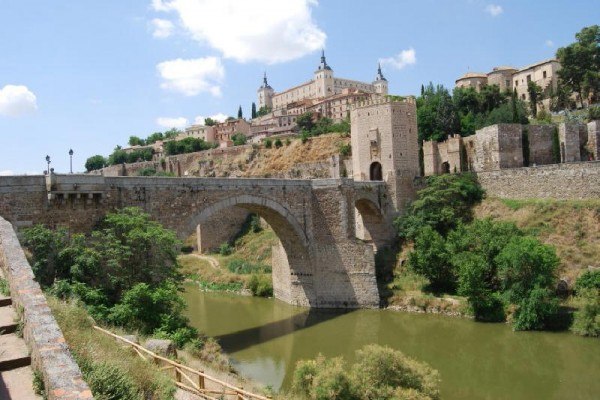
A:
69,149,74,174
45,155,51,175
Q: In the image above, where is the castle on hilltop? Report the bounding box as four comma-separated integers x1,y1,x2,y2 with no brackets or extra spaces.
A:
258,50,388,114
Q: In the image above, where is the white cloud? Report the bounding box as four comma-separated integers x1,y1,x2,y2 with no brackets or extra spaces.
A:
0,170,14,176
194,113,228,124
157,57,224,96
0,85,38,117
379,48,416,70
545,39,554,47
156,116,188,128
485,4,503,17
150,18,174,38
152,0,326,64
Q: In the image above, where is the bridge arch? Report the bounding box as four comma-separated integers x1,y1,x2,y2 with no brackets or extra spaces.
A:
182,194,315,306
353,197,392,251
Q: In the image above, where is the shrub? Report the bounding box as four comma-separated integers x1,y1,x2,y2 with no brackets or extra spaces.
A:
274,138,283,148
264,139,273,148
511,286,559,331
395,173,484,240
247,274,273,297
408,226,454,293
300,131,311,144
227,259,270,274
575,269,600,292
339,143,351,157
180,245,194,254
285,138,292,146
588,105,600,122
249,214,262,233
0,277,9,296
352,345,440,400
292,356,356,400
290,345,440,400
82,362,140,400
219,243,233,256
85,155,107,172
571,288,600,337
232,133,247,146
137,167,157,176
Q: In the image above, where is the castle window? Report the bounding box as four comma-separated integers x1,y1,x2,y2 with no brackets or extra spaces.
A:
543,71,547,79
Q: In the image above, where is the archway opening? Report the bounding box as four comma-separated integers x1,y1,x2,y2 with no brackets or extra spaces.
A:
182,196,314,307
369,162,382,181
441,161,450,174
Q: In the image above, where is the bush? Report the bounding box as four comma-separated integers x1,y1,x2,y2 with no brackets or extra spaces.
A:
575,269,600,292
137,167,157,176
264,139,272,148
180,245,194,254
588,105,600,122
82,362,140,400
512,286,559,331
232,133,247,146
395,173,484,240
300,131,310,144
274,138,283,148
249,214,262,233
219,243,233,256
571,288,600,337
164,137,213,155
85,155,107,172
352,345,440,400
227,259,270,274
285,138,292,146
290,345,440,400
247,274,273,297
408,226,453,292
339,143,351,157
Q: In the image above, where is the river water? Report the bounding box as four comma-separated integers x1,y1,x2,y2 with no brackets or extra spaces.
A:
182,284,600,399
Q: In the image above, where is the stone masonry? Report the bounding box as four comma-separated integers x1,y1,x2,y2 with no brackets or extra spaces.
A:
0,174,394,309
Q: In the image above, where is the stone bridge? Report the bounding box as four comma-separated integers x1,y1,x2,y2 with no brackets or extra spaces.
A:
0,174,398,308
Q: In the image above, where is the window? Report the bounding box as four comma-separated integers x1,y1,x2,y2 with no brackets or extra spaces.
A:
526,75,531,83
543,71,547,79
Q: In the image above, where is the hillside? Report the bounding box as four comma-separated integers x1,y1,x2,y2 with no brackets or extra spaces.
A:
474,197,600,282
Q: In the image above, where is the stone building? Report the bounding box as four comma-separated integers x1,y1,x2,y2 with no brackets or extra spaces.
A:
455,59,561,110
350,97,420,210
258,51,388,114
213,118,251,147
182,124,215,143
423,121,600,175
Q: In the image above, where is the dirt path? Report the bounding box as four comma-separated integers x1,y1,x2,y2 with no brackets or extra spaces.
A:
189,253,220,269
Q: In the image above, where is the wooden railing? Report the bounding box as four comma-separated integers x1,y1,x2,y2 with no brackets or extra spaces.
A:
93,325,271,400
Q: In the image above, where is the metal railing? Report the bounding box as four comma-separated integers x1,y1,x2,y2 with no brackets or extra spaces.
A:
93,325,271,400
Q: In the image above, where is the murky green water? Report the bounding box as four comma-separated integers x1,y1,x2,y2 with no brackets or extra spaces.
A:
182,284,599,399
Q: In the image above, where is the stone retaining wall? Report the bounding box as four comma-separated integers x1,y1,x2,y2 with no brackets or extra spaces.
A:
0,216,92,399
475,161,600,199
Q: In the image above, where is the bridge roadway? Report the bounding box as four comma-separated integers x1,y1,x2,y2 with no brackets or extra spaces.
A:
0,174,395,308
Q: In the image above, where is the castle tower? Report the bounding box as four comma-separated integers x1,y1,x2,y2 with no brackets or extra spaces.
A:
314,50,334,98
257,72,274,110
350,97,419,212
373,63,388,95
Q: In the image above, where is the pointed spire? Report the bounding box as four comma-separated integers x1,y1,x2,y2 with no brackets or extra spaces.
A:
260,71,272,89
317,49,332,71
375,62,387,82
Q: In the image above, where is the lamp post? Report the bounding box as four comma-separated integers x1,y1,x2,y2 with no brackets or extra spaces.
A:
69,149,74,174
45,155,51,175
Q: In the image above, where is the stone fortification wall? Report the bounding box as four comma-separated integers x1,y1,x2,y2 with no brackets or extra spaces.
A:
476,161,600,199
527,125,556,166
473,124,523,171
588,121,600,160
0,216,92,399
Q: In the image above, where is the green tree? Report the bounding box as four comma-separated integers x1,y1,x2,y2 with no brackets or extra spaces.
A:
417,83,459,142
107,147,128,165
84,155,107,171
395,173,484,239
237,105,243,119
571,288,600,337
231,133,247,146
257,106,271,117
145,132,164,144
556,25,600,106
408,226,454,292
163,128,181,139
297,112,315,132
128,136,145,146
251,102,257,119
496,236,559,330
274,138,283,148
479,85,508,114
204,117,217,126
527,81,544,117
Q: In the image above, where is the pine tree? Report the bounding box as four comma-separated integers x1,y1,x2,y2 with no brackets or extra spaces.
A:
251,102,257,119
237,105,243,119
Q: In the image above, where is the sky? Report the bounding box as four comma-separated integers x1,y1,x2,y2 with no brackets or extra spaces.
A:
0,0,598,174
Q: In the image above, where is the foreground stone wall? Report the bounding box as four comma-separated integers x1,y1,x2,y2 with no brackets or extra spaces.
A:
0,217,92,399
475,161,600,199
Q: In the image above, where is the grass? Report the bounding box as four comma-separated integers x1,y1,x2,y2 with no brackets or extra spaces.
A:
475,197,600,282
0,277,9,296
48,297,176,400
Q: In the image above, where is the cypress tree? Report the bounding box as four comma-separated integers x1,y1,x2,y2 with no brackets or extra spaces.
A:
251,102,257,119
237,105,243,119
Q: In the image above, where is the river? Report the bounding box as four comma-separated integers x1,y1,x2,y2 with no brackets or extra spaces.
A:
182,284,600,399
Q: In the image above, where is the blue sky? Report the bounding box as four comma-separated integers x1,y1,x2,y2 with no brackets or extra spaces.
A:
0,0,598,174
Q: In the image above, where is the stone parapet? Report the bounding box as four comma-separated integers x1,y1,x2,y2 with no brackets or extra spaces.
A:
0,216,92,399
475,161,600,199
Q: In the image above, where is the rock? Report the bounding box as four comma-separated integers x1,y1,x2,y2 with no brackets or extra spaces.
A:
144,338,177,357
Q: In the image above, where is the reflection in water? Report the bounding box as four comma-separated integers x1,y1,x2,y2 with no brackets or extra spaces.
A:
183,284,600,399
